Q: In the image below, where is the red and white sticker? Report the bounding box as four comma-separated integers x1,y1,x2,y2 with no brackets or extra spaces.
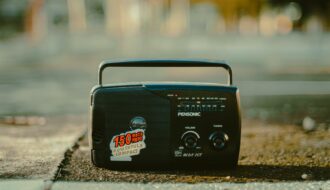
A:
110,129,146,161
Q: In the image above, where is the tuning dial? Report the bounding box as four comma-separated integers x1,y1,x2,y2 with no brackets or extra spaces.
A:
181,131,200,150
209,131,229,150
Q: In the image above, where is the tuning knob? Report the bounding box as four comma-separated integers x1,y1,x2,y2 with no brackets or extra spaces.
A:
209,131,229,150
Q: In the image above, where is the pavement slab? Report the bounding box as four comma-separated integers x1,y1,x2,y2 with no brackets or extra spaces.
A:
0,116,86,179
52,181,330,190
0,180,46,190
58,120,330,183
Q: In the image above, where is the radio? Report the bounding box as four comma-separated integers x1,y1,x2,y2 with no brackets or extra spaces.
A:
90,60,241,169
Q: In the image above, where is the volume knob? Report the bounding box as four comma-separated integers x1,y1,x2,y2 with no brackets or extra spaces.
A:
181,131,200,150
209,131,229,150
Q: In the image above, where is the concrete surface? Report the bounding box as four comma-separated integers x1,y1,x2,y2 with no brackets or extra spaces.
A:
0,116,86,179
0,179,329,190
51,181,330,190
0,180,46,190
58,120,330,183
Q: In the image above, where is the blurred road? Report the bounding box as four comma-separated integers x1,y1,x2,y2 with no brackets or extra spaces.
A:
0,34,330,117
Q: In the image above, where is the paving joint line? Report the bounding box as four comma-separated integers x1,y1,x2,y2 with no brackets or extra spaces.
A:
45,130,87,190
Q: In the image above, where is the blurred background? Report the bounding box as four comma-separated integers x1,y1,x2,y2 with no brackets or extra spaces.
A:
0,0,329,128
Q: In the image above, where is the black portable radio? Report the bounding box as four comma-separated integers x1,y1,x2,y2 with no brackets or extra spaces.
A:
90,60,241,169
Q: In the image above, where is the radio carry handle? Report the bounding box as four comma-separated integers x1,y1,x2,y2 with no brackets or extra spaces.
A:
98,60,233,86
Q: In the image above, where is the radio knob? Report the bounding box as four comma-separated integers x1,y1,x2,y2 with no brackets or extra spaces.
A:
209,131,229,150
181,131,199,150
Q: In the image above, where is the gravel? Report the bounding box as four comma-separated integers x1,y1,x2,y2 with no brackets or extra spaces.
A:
57,120,330,183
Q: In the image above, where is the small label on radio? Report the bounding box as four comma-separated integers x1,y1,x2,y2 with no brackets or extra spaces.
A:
174,152,203,158
177,112,201,117
109,129,146,161
185,126,196,130
182,153,203,157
